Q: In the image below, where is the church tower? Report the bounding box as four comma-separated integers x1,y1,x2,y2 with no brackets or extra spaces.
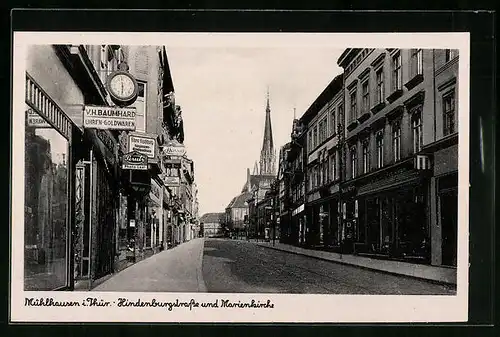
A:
259,88,276,175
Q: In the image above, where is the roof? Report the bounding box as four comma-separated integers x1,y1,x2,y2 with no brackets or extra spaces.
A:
227,191,252,209
199,212,224,224
299,73,344,125
241,174,276,193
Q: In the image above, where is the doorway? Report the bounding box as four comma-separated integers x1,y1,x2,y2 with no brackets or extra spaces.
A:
440,190,458,267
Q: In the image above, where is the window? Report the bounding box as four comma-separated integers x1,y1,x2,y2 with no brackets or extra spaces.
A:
392,121,401,162
322,158,329,185
338,105,343,127
308,132,312,152
411,49,423,77
313,126,318,148
351,146,358,178
362,140,370,174
376,67,384,104
25,124,70,290
445,49,458,62
376,131,384,169
392,52,402,91
331,152,337,181
133,81,147,132
319,118,327,143
443,92,456,136
349,89,357,121
330,107,336,136
412,108,423,153
362,80,370,114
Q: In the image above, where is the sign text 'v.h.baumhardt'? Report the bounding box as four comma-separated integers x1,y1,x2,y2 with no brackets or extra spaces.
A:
83,105,137,130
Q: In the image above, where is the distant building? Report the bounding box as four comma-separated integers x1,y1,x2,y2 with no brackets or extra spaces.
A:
199,212,224,237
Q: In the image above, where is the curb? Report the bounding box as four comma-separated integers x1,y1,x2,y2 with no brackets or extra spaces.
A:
257,243,457,288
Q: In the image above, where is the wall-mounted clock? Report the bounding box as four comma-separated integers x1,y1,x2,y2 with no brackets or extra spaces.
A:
106,70,139,107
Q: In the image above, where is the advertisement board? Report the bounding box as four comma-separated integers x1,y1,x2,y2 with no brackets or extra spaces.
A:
129,134,156,159
26,107,51,128
83,105,136,130
122,151,148,170
150,179,162,205
164,176,180,185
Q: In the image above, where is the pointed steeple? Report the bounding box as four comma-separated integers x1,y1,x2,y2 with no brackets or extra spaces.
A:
260,87,276,175
253,161,259,175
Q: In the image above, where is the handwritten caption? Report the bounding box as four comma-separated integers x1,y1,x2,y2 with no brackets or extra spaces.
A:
25,297,275,311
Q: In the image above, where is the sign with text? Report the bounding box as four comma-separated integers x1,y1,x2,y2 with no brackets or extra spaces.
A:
163,141,186,157
129,134,156,159
83,105,136,130
122,151,148,170
150,178,162,205
26,108,51,128
164,176,180,186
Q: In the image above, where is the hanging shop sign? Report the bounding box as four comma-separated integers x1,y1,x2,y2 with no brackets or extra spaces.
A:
122,151,148,170
150,178,162,205
164,176,180,186
163,140,186,157
292,204,305,216
26,107,51,128
83,105,136,130
129,134,156,159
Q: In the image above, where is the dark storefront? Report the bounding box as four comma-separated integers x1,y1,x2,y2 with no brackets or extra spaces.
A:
341,160,431,263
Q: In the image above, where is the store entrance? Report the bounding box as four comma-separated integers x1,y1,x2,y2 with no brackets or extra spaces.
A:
440,190,458,267
74,161,91,282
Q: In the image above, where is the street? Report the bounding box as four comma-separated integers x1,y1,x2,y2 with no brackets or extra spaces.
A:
202,239,455,295
93,238,455,295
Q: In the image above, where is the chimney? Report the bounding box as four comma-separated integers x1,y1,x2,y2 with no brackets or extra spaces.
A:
247,168,251,193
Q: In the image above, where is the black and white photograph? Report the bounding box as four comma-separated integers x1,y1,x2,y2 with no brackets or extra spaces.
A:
11,31,469,323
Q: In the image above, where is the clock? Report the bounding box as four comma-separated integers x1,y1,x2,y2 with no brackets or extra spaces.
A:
106,71,139,106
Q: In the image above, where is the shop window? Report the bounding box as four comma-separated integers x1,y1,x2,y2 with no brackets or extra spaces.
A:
392,121,401,162
24,119,69,290
443,91,456,136
412,107,423,153
376,131,384,169
410,49,423,77
375,67,385,104
392,51,402,91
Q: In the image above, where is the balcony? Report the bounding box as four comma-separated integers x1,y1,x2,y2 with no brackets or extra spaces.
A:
386,88,403,104
347,119,359,132
371,101,386,115
357,110,371,124
404,73,424,91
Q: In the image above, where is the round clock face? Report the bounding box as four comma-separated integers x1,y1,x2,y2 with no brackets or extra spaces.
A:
109,73,136,99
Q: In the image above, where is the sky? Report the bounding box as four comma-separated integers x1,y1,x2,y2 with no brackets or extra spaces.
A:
166,45,343,216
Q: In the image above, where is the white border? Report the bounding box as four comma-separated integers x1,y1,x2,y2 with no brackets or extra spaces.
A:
11,32,470,323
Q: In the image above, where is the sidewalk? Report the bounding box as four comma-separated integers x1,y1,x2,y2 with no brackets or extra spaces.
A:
252,240,457,285
91,238,207,292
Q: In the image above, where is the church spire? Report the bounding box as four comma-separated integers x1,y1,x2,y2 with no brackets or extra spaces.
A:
260,87,276,175
253,160,259,175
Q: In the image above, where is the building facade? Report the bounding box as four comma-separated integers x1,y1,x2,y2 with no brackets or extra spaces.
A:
23,44,197,291
278,48,459,271
337,48,458,266
304,74,344,249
